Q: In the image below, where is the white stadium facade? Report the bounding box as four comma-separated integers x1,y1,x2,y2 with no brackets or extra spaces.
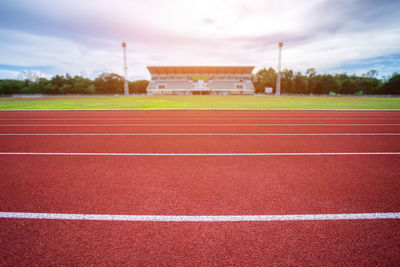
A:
146,66,255,95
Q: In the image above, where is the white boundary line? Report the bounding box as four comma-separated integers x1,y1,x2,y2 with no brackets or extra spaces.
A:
1,123,400,127
1,109,400,111
1,133,400,136
1,152,399,156
0,117,399,121
0,211,399,222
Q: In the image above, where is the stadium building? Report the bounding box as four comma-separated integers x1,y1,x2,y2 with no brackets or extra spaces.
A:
146,66,255,95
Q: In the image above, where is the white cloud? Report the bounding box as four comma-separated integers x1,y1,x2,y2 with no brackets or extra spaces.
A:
0,69,20,79
0,28,152,79
0,0,399,79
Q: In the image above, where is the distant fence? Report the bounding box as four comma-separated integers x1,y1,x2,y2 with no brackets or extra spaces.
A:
11,94,44,98
7,94,147,98
1,93,398,98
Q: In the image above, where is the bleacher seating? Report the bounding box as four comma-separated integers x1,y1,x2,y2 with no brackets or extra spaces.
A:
209,81,236,90
146,66,255,95
162,81,191,89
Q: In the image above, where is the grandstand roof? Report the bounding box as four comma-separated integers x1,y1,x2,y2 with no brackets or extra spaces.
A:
147,66,254,74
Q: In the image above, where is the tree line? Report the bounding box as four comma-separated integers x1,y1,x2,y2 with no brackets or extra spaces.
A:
252,68,400,95
1,69,399,95
0,73,149,95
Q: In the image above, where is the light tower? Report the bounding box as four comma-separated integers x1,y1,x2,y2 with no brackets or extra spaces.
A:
122,42,129,96
275,42,283,96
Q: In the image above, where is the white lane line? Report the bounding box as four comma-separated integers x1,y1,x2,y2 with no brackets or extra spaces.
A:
0,152,399,156
1,123,400,127
0,212,399,222
1,133,400,136
0,117,399,120
1,108,400,111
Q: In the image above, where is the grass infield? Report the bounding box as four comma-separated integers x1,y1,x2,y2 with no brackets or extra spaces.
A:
0,95,400,110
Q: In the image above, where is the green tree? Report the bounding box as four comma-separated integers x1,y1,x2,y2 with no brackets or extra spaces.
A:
364,69,378,78
59,84,72,94
0,79,24,95
292,72,308,94
21,78,50,94
380,73,400,94
94,73,124,94
43,83,58,94
251,67,276,93
128,80,149,94
280,69,294,94
71,76,95,94
353,77,381,95
306,68,317,94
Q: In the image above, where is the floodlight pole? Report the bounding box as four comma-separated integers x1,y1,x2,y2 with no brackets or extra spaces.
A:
122,42,129,96
276,42,283,96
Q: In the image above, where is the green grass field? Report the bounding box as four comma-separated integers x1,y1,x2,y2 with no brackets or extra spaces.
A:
0,95,399,110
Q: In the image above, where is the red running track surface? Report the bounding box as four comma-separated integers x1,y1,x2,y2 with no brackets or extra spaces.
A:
1,135,400,153
0,110,399,265
1,219,399,266
1,155,399,215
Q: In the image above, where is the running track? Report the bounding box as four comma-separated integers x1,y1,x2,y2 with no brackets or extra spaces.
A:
0,110,399,265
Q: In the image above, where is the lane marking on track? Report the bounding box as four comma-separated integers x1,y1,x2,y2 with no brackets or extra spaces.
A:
0,152,399,156
0,212,399,222
1,133,400,136
1,123,400,127
0,117,399,121
1,108,400,111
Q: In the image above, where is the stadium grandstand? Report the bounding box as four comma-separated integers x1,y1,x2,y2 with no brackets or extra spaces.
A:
146,66,255,95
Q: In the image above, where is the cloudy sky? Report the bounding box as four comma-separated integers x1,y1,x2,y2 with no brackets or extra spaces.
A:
0,0,399,80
